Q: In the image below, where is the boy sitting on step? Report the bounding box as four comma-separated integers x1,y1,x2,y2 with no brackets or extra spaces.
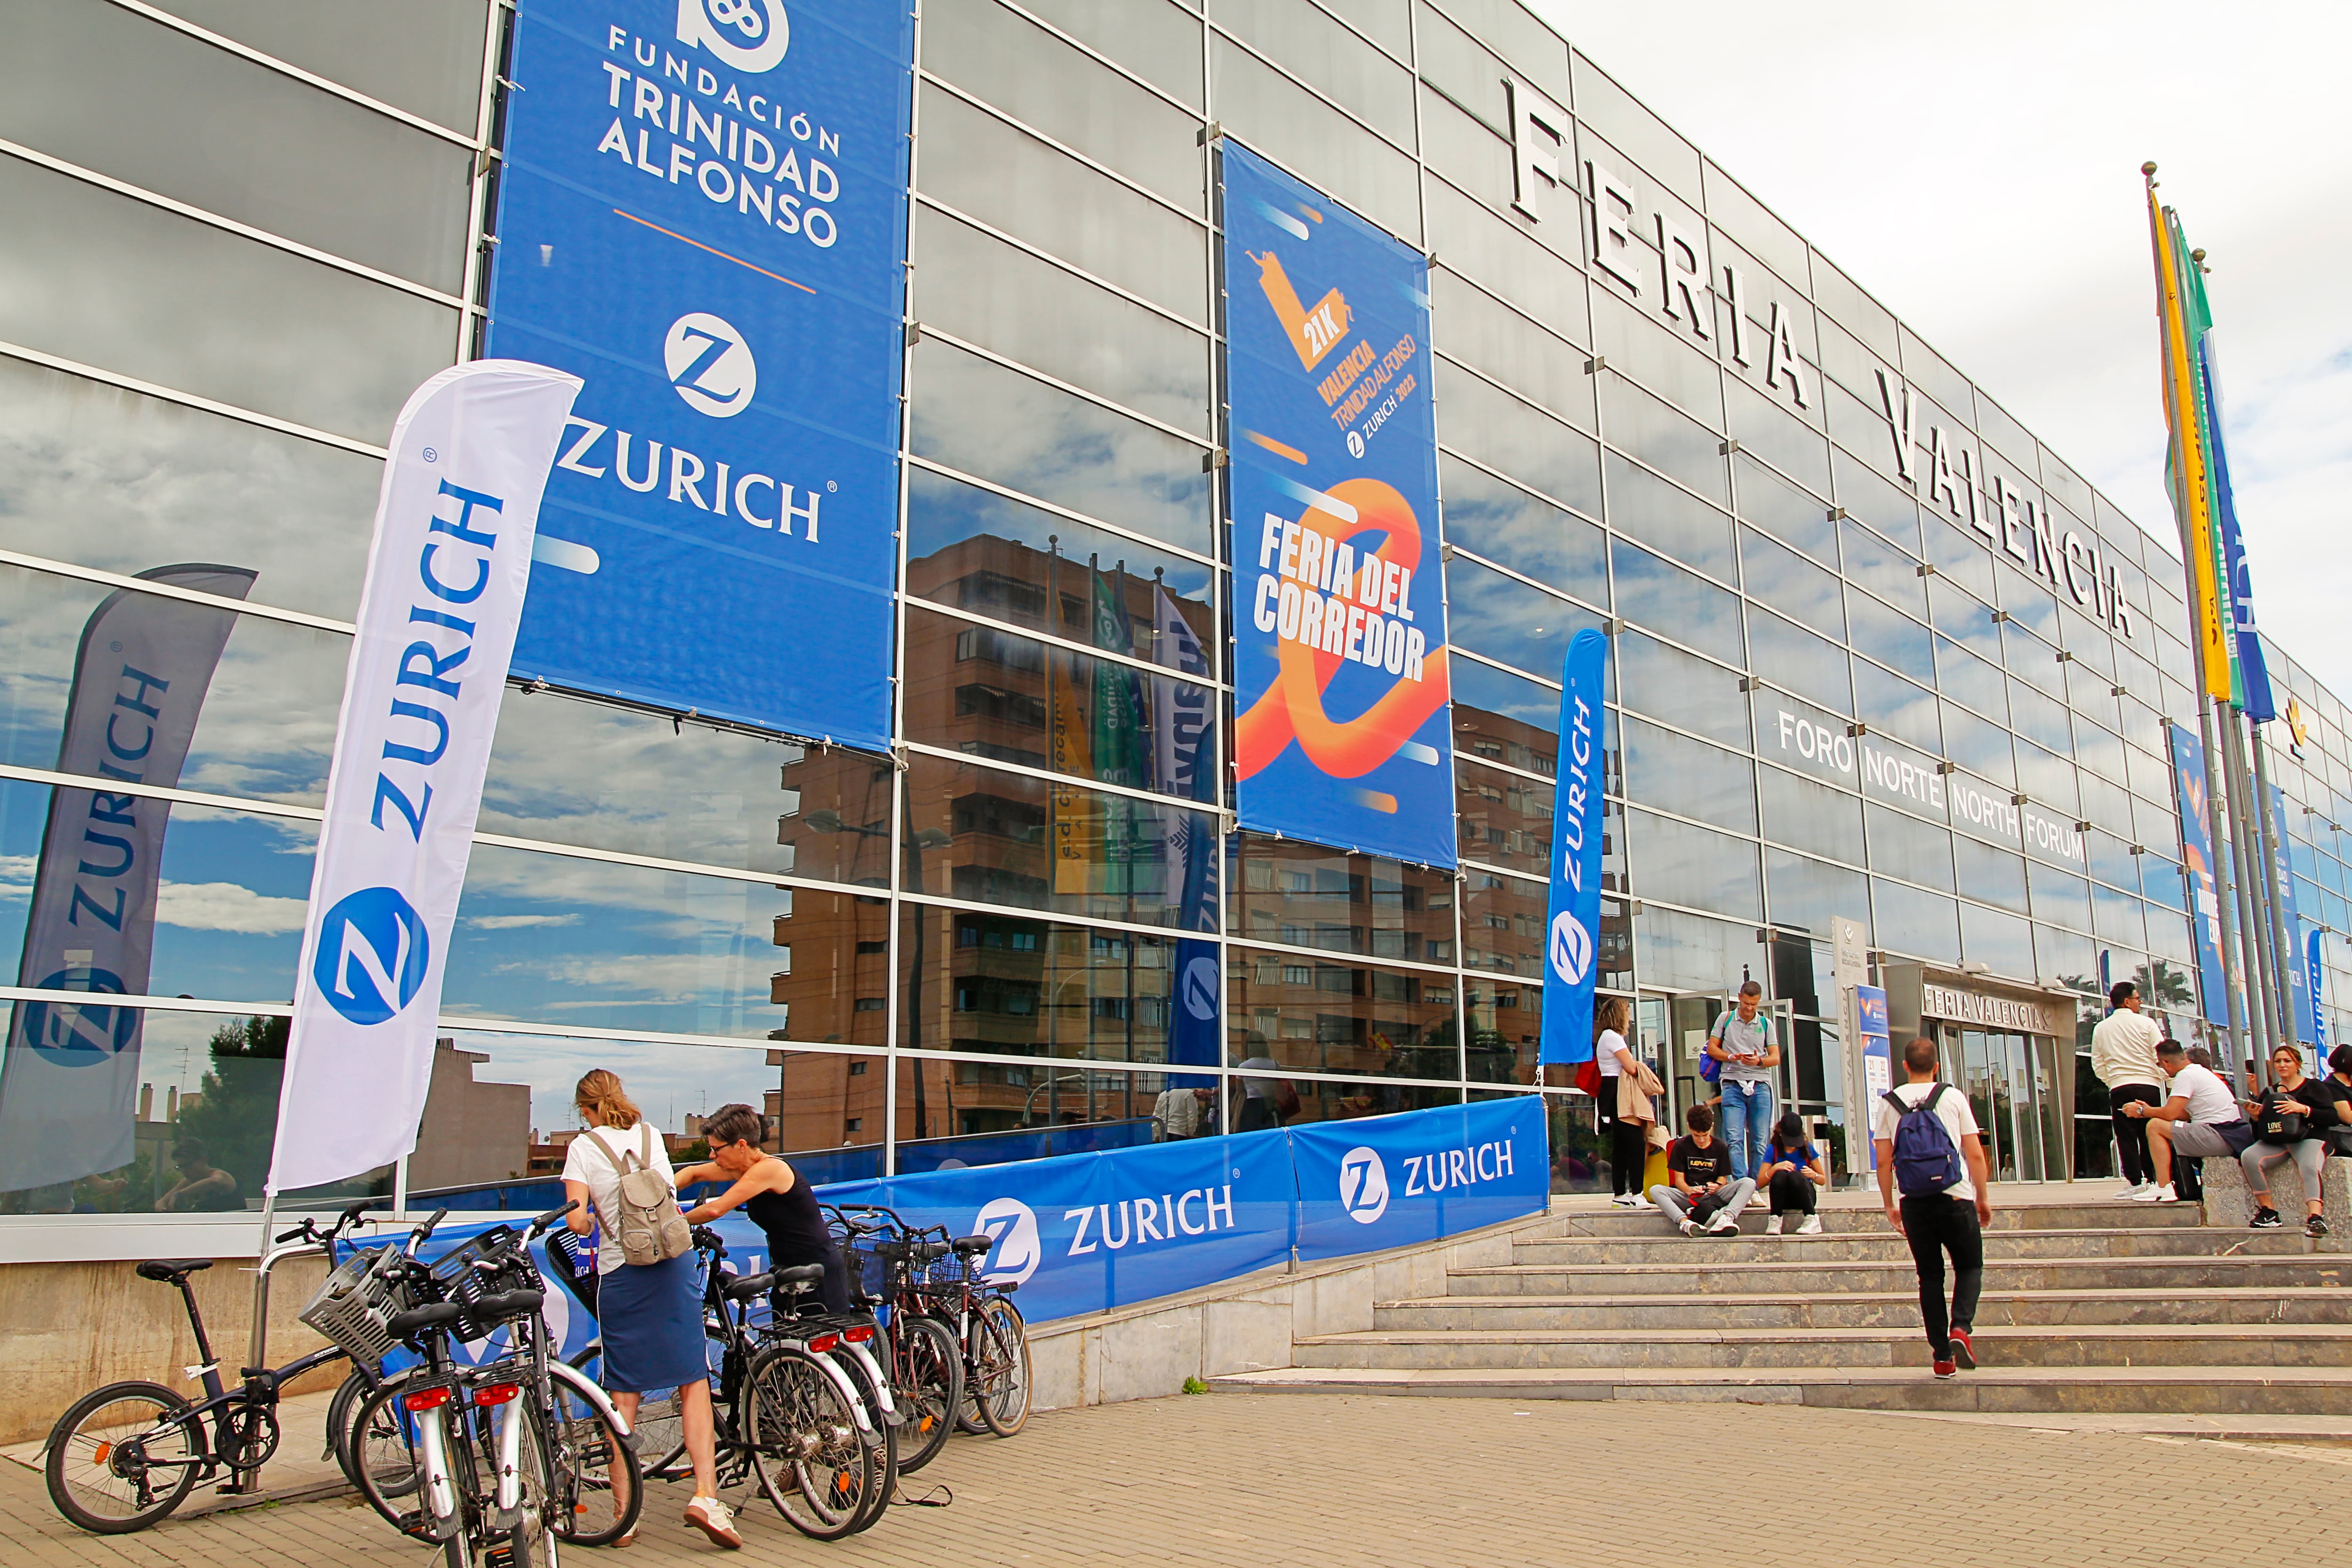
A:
1649,1103,1756,1237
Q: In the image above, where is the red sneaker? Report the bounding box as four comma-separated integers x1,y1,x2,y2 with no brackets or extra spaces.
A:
1950,1327,1977,1371
1932,1356,1957,1380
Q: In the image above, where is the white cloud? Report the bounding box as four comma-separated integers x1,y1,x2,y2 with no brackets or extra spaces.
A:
155,880,309,934
1529,0,2352,696
467,913,582,930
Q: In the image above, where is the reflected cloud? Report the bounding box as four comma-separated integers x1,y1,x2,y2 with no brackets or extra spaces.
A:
154,881,307,935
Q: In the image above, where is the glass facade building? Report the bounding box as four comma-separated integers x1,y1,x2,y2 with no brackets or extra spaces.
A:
8,0,2352,1250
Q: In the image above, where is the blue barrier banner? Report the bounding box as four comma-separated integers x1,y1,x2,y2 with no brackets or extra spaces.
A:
485,0,913,749
1289,1098,1546,1262
1221,141,1454,867
825,1127,1295,1324
2168,723,2232,1026
2312,929,2330,1052
1538,629,1608,1064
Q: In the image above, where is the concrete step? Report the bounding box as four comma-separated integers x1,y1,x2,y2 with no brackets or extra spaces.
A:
1291,1322,2352,1371
1212,1363,2352,1416
1510,1227,2321,1266
1375,1285,2352,1333
1454,1252,2352,1297
1547,1200,2207,1237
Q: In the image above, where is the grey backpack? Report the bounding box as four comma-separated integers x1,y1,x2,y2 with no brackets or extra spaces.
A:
583,1124,691,1266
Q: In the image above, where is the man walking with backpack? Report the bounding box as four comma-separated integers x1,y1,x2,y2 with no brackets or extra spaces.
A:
1873,1037,1994,1380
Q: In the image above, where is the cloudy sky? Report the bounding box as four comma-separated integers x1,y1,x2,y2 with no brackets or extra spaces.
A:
1534,0,2352,697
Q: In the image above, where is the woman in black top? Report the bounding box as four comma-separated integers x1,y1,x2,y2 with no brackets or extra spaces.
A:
677,1102,852,1312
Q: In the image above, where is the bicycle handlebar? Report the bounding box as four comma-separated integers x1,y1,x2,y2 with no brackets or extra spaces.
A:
403,1207,450,1257
525,1198,579,1239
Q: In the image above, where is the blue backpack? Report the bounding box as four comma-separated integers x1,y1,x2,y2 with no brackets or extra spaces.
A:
1882,1084,1963,1198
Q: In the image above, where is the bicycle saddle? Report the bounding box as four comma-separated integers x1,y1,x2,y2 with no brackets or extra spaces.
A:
135,1259,214,1281
723,1270,774,1301
951,1235,993,1256
773,1263,826,1287
386,1301,468,1337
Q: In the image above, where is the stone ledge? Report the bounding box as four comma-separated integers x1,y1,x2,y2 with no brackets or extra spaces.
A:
2198,1144,2351,1242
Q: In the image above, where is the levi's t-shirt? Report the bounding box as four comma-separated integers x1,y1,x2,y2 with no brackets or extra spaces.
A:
1669,1135,1733,1188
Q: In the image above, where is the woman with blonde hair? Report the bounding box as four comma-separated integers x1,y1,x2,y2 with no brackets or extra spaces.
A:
1594,996,1656,1206
561,1070,739,1549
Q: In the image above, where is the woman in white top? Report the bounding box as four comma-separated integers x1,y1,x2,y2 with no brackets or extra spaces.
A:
560,1070,739,1550
1594,996,1649,1205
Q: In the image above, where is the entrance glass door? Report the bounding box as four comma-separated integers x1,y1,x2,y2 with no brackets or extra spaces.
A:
1943,1026,2063,1183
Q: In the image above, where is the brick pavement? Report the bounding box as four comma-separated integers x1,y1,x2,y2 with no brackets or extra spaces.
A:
2,1392,2334,1568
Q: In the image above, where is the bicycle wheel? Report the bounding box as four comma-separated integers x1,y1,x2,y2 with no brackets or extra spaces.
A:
544,1365,642,1548
349,1379,454,1542
970,1296,1032,1437
567,1345,693,1482
824,1346,897,1535
502,1401,560,1568
894,1317,962,1475
325,1369,370,1480
42,1381,202,1533
740,1345,874,1541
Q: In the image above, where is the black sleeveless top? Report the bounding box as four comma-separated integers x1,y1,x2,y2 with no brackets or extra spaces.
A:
744,1164,836,1268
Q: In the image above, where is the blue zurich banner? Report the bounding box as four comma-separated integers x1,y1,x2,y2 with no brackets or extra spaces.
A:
1290,1098,1547,1262
1221,141,1454,867
1539,629,1609,1064
825,1127,1297,1325
2169,723,2232,1027
485,0,913,750
2268,783,2315,1043
2312,929,2330,1052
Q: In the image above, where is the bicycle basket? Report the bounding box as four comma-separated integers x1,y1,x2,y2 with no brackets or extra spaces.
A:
429,1225,542,1341
298,1245,410,1374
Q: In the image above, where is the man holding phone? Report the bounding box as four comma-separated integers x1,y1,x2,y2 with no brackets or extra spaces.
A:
1708,980,1779,1182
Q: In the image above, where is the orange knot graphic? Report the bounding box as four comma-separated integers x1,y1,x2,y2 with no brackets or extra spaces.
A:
1235,477,1450,783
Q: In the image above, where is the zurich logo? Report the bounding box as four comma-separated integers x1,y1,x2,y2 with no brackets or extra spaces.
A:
675,0,791,74
1548,910,1593,987
1338,1146,1389,1224
1181,955,1219,1022
663,312,757,418
313,886,430,1026
20,966,138,1067
972,1196,1042,1285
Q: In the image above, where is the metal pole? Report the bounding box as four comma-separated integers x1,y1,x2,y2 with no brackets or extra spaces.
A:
238,1191,278,1494
2194,698,2250,1068
2249,724,2301,1068
2219,712,2277,1075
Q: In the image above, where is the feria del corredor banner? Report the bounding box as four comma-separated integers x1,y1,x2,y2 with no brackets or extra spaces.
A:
269,363,581,1195
1221,141,1455,868
485,0,914,751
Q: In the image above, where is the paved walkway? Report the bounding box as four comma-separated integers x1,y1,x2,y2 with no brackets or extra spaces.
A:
6,1389,2342,1568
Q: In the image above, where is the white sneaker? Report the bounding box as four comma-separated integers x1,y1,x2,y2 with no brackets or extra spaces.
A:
2131,1183,2178,1203
1763,1214,1784,1235
2117,1183,2151,1200
1678,1217,1701,1236
1611,1193,1639,1207
1631,1194,1654,1208
1796,1215,1823,1235
684,1494,743,1550
1705,1212,1741,1235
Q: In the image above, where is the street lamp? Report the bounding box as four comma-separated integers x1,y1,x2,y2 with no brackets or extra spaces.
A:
803,809,953,1146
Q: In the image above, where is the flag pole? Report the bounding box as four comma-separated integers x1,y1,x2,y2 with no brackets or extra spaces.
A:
2145,163,2249,1066
2221,711,2278,1068
2249,722,2301,1067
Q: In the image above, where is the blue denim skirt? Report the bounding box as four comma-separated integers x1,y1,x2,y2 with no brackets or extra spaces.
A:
593,1252,709,1394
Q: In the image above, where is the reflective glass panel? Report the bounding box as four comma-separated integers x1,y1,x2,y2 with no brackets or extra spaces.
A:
1232,836,1453,963
1621,717,1756,834
1446,558,1602,680
1615,632,1747,749
1229,951,1462,1083
1611,541,1741,668
1439,456,1607,600
1627,807,1760,921
902,905,1177,1064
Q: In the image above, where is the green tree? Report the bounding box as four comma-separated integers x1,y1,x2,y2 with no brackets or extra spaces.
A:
171,1015,287,1209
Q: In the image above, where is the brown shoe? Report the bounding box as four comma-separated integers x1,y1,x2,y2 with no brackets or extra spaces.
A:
684,1495,743,1549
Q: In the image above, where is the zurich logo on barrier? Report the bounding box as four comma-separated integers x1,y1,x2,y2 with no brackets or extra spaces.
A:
1548,910,1593,987
313,886,430,1026
675,0,791,74
1181,955,1219,1022
664,313,758,418
1338,1146,1389,1224
20,965,138,1066
973,1196,1042,1285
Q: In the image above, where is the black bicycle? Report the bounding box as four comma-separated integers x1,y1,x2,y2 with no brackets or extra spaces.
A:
42,1202,380,1533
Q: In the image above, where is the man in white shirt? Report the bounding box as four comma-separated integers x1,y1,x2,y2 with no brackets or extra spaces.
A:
2090,980,2168,1197
2124,1039,2250,1203
1872,1037,1994,1380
